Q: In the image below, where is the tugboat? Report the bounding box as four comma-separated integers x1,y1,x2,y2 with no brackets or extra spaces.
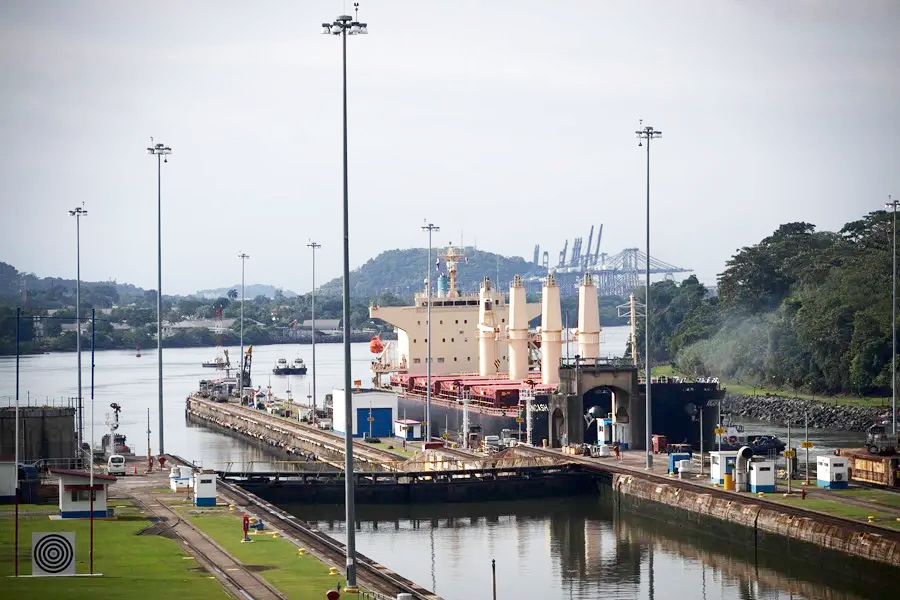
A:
272,357,308,375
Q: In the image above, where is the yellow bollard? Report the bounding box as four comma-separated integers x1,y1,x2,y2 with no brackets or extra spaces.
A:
271,531,280,539
228,504,235,512
329,567,338,575
867,516,875,523
298,548,307,556
758,492,764,498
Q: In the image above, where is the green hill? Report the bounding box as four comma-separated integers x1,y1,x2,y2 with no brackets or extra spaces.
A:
318,247,546,297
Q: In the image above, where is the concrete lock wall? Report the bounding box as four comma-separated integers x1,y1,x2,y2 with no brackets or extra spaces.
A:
612,473,900,568
0,407,76,461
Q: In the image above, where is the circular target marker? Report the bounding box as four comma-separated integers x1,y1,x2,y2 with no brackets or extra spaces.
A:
34,534,74,574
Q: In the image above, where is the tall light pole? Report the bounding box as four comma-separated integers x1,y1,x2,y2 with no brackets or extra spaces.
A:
422,221,440,441
321,5,367,592
887,195,899,435
238,253,249,400
147,140,171,455
635,121,661,469
69,205,87,454
307,241,321,424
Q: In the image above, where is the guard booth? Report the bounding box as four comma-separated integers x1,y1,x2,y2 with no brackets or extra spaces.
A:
51,469,116,518
394,419,423,441
749,458,776,493
709,451,739,485
193,470,217,507
170,465,193,492
816,455,849,489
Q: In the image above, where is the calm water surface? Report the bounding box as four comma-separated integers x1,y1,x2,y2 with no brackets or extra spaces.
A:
2,328,895,598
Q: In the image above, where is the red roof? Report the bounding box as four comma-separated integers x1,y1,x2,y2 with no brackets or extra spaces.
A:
50,468,117,481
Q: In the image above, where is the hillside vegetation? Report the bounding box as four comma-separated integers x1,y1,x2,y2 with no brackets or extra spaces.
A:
318,247,545,297
642,212,894,397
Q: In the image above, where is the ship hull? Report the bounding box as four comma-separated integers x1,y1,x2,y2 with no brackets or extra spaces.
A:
396,393,549,443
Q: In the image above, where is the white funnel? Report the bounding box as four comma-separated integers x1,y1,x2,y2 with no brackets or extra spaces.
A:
576,273,600,359
507,275,529,380
541,274,562,386
477,277,499,376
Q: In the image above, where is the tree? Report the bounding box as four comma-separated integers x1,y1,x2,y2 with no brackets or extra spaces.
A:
227,289,238,302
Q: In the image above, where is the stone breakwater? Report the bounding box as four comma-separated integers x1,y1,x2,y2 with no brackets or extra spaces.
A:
719,393,893,432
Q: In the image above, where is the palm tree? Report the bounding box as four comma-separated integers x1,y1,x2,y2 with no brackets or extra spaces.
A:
227,288,238,302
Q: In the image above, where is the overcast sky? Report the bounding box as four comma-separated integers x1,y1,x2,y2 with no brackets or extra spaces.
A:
1,1,898,296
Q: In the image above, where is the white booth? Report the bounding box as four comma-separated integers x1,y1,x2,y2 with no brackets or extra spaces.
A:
394,419,423,441
193,470,218,507
709,450,739,485
51,469,116,518
170,465,194,492
332,388,397,438
0,461,15,503
816,455,849,489
749,458,776,493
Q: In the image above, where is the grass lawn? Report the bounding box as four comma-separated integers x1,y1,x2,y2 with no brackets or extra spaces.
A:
362,439,418,458
762,494,900,530
651,364,890,408
832,488,900,510
175,506,356,599
0,503,226,599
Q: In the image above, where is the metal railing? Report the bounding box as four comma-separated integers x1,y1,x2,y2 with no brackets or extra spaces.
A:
0,395,78,409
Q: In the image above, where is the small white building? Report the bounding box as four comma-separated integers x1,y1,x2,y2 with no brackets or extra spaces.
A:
51,469,116,518
170,465,194,492
193,470,217,507
0,461,16,503
332,388,397,438
394,419,423,441
749,458,776,493
709,450,739,485
816,455,849,489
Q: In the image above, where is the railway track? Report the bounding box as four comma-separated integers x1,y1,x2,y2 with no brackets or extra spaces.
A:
128,484,286,600
188,396,403,469
170,454,440,600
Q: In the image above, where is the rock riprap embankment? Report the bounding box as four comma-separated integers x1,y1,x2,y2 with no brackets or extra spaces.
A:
719,394,894,432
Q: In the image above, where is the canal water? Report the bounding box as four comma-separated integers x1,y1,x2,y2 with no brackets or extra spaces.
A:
2,327,893,598
293,496,895,600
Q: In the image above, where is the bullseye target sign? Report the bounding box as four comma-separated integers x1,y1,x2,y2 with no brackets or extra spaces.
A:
32,532,76,576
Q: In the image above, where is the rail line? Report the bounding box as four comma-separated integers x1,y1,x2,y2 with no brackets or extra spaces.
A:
187,396,403,469
128,484,286,600
170,454,441,600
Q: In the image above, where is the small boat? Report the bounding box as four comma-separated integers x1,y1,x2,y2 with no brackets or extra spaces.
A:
273,357,308,375
202,351,230,369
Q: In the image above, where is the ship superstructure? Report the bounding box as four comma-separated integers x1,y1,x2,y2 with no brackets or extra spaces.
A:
370,244,542,378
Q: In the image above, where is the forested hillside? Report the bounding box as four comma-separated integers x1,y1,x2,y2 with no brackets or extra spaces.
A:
642,213,894,396
318,247,545,297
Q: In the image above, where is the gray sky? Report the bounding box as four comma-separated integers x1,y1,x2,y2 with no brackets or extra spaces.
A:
2,1,898,296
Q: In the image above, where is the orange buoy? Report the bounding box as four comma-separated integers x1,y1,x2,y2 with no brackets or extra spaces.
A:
369,336,384,354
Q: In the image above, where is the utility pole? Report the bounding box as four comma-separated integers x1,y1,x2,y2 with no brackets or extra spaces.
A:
238,253,249,400
147,139,171,454
69,205,87,453
320,6,367,591
887,195,899,435
422,221,440,441
635,120,662,469
308,242,321,424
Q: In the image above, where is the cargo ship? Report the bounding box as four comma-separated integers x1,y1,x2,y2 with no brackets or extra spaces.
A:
369,244,725,447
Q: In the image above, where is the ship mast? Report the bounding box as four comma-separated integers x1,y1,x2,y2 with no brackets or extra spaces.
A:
439,243,464,297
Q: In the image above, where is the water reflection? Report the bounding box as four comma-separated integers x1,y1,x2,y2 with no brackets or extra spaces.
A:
290,497,895,600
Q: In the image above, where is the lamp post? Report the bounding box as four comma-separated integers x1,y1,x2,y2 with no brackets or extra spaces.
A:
69,205,87,454
635,120,661,469
308,241,321,424
238,253,249,400
887,195,899,435
422,221,440,441
147,140,171,455
321,5,367,591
